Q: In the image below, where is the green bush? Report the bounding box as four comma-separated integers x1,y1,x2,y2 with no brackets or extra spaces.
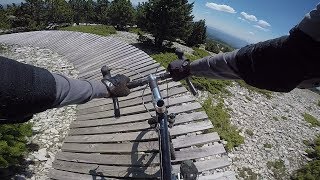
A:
238,167,259,180
192,47,210,58
303,113,320,127
203,97,244,151
128,27,145,35
264,143,272,148
273,116,279,121
59,25,116,36
245,129,254,136
317,100,320,107
0,123,32,168
267,160,288,180
291,136,320,179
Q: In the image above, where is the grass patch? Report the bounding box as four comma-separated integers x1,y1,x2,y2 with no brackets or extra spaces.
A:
281,116,288,120
303,113,320,127
273,116,279,121
317,100,320,107
237,80,272,99
303,140,311,146
267,159,288,180
192,47,210,58
238,167,259,180
151,51,233,95
245,129,254,136
245,95,252,101
264,143,272,148
59,25,116,36
202,96,244,151
128,27,145,35
291,135,320,179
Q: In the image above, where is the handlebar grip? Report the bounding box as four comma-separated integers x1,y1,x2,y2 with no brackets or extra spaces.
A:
127,82,139,89
186,78,198,96
175,48,198,96
127,79,145,89
101,65,121,118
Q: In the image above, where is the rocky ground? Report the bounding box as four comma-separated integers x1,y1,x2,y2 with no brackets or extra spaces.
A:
1,31,320,180
0,44,78,180
225,85,320,179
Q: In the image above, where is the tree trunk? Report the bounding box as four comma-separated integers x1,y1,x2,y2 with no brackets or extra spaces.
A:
155,36,163,47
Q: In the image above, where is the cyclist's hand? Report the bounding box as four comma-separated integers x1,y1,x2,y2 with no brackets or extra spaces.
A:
167,59,191,81
102,74,130,97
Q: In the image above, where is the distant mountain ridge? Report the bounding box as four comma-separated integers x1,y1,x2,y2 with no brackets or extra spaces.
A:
206,26,250,49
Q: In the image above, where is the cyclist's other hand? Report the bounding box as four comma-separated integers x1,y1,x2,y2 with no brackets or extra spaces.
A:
102,74,130,97
167,59,191,81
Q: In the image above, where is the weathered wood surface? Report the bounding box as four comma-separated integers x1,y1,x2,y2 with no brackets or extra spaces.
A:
0,31,235,179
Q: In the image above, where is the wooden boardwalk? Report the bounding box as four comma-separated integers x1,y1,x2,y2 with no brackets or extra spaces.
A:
0,31,236,180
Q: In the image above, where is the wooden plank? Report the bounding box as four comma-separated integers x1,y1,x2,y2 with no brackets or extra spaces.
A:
73,41,131,69
51,157,230,179
85,60,163,81
52,161,159,179
65,120,212,143
56,144,225,166
62,132,219,153
77,86,187,115
62,36,113,60
76,96,195,121
76,45,140,72
198,171,237,180
78,52,151,79
173,144,226,162
172,132,220,149
70,111,207,135
71,102,202,128
172,157,231,174
49,169,122,180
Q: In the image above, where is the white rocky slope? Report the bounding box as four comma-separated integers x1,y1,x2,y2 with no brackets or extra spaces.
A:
225,85,320,179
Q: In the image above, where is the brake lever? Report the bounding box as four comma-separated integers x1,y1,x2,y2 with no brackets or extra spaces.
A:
175,49,198,96
101,65,121,118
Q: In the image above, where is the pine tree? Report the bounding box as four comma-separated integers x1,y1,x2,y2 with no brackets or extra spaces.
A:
0,123,32,168
135,2,148,31
108,0,134,30
145,0,194,47
47,0,73,24
69,0,86,24
186,19,207,47
96,0,109,24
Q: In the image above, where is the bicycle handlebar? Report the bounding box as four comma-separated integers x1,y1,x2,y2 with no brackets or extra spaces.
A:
127,72,171,89
102,49,198,118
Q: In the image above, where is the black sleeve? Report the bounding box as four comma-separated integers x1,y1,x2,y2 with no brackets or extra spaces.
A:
0,56,56,124
235,27,320,92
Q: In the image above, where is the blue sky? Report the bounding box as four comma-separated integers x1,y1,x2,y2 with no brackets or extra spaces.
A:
1,0,319,43
190,0,319,43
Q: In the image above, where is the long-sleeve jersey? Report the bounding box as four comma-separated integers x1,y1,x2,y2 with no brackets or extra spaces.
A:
0,56,108,124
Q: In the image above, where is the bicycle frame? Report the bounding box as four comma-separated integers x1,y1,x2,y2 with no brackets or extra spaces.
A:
148,74,174,180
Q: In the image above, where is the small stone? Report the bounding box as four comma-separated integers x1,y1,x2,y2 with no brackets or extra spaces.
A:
34,148,48,161
288,148,294,151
